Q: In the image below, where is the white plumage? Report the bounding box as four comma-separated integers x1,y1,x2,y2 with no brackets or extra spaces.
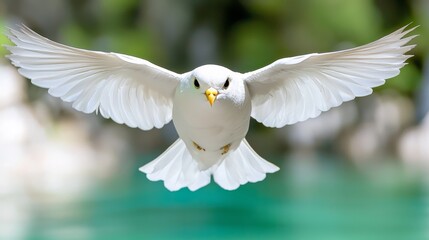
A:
6,26,179,130
5,25,416,191
245,26,416,127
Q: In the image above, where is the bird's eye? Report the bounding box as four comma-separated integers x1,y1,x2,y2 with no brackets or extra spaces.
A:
194,78,200,89
223,78,230,89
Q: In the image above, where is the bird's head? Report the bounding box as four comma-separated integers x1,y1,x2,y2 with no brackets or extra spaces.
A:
186,65,243,107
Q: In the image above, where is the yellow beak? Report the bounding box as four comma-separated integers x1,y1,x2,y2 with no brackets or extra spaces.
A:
205,87,218,106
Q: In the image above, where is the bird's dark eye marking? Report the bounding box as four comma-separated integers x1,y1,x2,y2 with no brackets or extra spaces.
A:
223,78,230,89
194,78,200,89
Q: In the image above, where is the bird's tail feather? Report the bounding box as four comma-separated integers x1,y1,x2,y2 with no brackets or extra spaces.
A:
139,139,211,191
212,139,279,190
139,138,279,191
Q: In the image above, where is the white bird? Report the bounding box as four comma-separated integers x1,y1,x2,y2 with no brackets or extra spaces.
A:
5,25,416,191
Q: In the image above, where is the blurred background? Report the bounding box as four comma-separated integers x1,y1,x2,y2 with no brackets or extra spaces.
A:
0,0,428,239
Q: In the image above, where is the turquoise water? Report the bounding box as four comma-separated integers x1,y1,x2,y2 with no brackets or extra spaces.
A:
25,156,427,240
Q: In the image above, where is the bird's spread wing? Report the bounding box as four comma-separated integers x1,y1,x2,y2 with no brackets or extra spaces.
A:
243,25,417,128
5,25,181,130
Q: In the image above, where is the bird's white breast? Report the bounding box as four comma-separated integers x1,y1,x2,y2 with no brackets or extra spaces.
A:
172,84,251,168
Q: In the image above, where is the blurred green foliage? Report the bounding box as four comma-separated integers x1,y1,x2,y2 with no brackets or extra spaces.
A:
1,0,419,94
0,19,10,57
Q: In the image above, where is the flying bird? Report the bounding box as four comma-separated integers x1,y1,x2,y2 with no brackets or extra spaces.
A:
5,25,416,191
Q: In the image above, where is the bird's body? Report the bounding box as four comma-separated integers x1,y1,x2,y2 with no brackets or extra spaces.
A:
5,24,417,191
173,65,251,169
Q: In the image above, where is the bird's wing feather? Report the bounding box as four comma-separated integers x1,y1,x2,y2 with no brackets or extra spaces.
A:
243,25,417,128
5,25,180,130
